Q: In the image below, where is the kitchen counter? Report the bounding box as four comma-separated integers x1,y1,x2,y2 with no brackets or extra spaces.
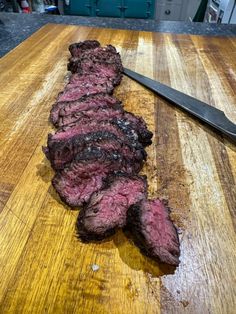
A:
0,12,236,58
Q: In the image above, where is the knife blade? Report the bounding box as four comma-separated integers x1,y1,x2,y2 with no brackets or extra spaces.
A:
123,67,236,143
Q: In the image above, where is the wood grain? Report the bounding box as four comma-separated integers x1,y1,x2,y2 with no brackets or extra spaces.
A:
0,24,235,314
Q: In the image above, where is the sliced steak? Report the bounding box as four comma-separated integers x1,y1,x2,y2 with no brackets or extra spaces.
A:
126,199,180,266
68,45,122,71
68,61,122,87
57,84,112,103
67,73,114,91
52,148,136,207
69,40,100,57
123,112,153,146
58,106,153,146
44,130,144,171
68,45,123,86
58,105,124,127
77,173,148,241
50,93,121,126
54,119,144,152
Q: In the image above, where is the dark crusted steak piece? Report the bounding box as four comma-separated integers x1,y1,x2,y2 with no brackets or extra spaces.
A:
68,45,123,86
77,173,147,241
44,131,144,171
123,113,153,146
54,119,145,152
50,93,121,126
58,107,153,146
126,199,180,266
52,148,136,207
69,40,100,57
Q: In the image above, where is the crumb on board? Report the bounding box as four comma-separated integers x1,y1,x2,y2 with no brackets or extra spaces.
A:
91,264,100,272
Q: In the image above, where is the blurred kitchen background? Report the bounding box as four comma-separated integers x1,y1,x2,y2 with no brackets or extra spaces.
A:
0,0,235,24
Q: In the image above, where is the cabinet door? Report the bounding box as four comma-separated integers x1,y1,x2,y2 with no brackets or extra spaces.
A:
65,0,92,16
156,3,182,20
95,0,122,17
124,0,153,18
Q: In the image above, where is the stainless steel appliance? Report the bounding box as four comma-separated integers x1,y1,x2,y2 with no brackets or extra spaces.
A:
205,0,236,23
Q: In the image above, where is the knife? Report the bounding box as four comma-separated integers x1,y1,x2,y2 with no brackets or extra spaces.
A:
123,67,236,143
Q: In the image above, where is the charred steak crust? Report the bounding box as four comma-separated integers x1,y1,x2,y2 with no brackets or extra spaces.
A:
57,107,153,146
77,173,148,242
67,45,123,86
69,40,101,57
123,112,153,146
55,119,147,156
45,130,145,171
125,200,180,266
52,149,137,207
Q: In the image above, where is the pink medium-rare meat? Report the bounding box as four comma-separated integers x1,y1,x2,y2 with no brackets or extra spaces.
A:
80,45,123,69
68,61,123,87
126,199,180,266
68,45,123,86
45,120,147,170
50,93,121,126
53,119,145,153
65,75,114,94
44,130,145,171
77,173,147,241
57,84,112,103
52,148,137,207
57,106,153,147
45,40,180,266
67,73,114,91
57,105,124,127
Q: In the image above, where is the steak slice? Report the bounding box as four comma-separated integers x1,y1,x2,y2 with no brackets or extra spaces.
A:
68,45,122,72
57,84,112,103
54,119,144,152
77,173,148,241
58,106,124,127
68,45,123,86
50,93,121,126
123,112,153,146
126,199,180,266
69,40,100,57
58,107,153,146
44,130,144,171
52,148,136,207
68,61,123,87
67,73,114,91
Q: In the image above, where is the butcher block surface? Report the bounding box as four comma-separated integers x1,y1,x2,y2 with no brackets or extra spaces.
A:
0,24,236,314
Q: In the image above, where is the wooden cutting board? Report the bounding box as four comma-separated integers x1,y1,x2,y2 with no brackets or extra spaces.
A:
0,24,235,314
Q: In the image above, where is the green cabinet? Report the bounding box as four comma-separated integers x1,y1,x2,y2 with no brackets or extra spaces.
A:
64,0,155,19
95,0,122,17
124,0,154,18
64,0,93,16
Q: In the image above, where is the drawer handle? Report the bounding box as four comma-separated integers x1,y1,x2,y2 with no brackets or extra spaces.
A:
165,9,171,15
